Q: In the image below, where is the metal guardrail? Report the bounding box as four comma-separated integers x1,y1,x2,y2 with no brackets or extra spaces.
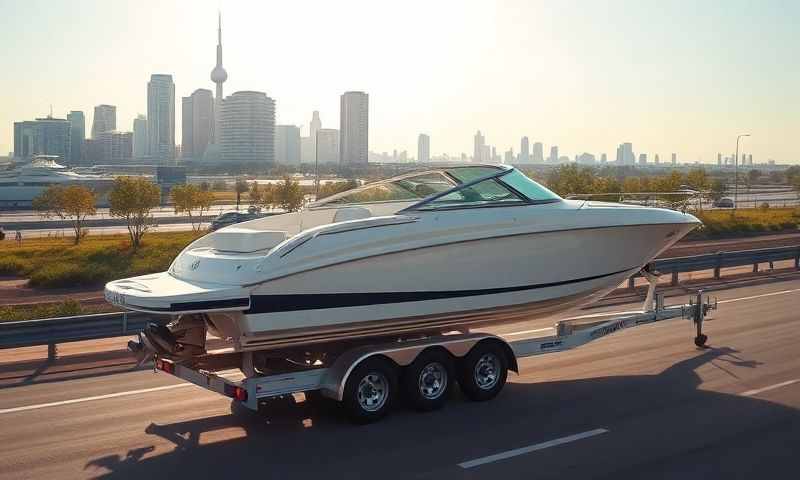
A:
1,245,799,359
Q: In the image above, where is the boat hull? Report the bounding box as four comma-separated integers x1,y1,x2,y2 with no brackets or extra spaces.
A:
221,222,689,350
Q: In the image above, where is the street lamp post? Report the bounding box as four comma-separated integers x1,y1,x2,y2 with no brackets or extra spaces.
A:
314,130,320,198
734,133,750,210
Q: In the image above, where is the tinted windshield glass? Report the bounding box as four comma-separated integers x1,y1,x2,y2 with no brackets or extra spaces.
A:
416,177,524,210
445,166,503,183
318,171,455,206
498,169,561,202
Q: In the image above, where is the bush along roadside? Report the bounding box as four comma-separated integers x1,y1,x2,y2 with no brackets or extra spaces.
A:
689,208,800,239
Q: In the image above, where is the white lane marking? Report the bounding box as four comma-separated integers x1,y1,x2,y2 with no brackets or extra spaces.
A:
740,379,800,397
718,288,800,305
458,428,609,469
0,383,192,415
504,327,553,337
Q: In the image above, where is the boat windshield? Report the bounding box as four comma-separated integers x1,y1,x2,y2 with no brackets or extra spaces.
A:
402,168,561,211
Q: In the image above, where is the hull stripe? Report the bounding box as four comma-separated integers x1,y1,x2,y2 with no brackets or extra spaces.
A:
242,266,637,314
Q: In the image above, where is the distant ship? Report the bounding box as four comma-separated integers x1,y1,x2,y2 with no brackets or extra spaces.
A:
0,155,115,208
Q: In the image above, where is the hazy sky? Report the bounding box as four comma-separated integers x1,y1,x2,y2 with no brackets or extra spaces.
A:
1,0,798,163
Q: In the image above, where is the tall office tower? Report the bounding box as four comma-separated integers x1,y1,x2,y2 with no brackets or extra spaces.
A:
654,154,660,164
13,115,71,162
275,125,301,164
147,74,176,162
548,145,559,163
672,153,677,165
504,149,514,164
91,105,116,139
417,133,430,163
181,88,214,161
717,153,722,166
219,91,275,164
473,131,485,162
532,142,544,163
339,91,369,164
638,153,647,165
748,154,753,165
519,136,530,163
615,143,634,164
310,111,322,140
300,136,315,163
133,115,148,158
316,128,339,163
600,153,607,163
66,111,85,165
210,12,228,144
97,131,133,163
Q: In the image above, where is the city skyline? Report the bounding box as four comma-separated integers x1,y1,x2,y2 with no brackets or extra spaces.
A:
0,0,798,163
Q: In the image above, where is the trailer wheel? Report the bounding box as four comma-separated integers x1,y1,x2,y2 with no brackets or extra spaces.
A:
342,356,398,424
458,342,508,401
402,349,454,411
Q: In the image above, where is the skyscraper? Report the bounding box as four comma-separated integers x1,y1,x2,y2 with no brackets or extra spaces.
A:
210,12,228,144
181,88,214,161
473,131,485,162
310,111,322,141
275,125,301,164
219,91,275,164
417,134,430,163
672,153,677,165
548,145,559,163
66,111,85,165
97,131,133,164
532,142,544,163
339,91,369,164
316,128,339,164
147,74,176,162
13,115,71,162
133,114,147,158
519,136,530,163
638,153,647,165
616,143,635,164
91,105,116,139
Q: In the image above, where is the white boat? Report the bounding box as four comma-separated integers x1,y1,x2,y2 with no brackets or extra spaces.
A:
105,165,700,356
0,155,114,208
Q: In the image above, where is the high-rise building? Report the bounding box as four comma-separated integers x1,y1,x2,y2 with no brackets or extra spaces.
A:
66,111,85,165
275,125,301,164
13,115,71,162
91,105,116,139
147,74,176,162
210,12,228,144
638,153,647,165
654,154,660,164
576,152,596,164
310,111,322,141
473,131,485,162
532,142,544,163
748,154,753,165
316,128,339,164
519,136,530,163
97,131,133,164
504,149,514,164
600,153,607,163
133,115,147,158
339,91,369,164
181,88,214,161
548,145,559,163
417,134,430,163
717,153,722,166
615,143,635,164
672,153,677,165
219,91,275,164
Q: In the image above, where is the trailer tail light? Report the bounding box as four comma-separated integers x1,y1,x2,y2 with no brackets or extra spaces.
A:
224,384,248,402
155,359,175,374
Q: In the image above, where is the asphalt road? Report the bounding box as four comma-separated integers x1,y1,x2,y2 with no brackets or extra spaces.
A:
0,277,799,479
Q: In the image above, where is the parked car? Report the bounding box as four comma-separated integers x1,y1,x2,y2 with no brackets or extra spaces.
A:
713,197,735,208
209,210,267,231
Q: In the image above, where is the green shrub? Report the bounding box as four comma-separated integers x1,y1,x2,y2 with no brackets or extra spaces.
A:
0,299,84,322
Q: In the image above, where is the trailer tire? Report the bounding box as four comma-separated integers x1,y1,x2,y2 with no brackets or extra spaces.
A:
458,342,508,401
342,356,398,424
402,349,454,411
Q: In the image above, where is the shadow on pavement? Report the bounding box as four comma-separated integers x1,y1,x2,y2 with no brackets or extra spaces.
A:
83,347,799,479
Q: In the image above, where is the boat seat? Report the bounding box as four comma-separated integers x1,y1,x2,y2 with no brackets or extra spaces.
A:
333,206,372,223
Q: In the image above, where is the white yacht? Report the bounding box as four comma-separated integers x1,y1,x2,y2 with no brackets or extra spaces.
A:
106,165,700,357
0,156,114,208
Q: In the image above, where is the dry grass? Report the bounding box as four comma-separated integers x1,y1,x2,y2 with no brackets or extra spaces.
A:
693,207,800,238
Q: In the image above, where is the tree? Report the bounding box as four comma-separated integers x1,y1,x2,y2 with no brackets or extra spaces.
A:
249,182,263,205
234,178,249,210
273,176,304,212
108,177,161,249
171,184,215,232
709,179,726,203
32,185,96,244
746,169,761,192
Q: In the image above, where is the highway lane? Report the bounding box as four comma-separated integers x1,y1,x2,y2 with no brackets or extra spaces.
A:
0,278,799,478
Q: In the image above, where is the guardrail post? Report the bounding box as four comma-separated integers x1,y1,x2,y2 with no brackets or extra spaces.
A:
714,253,722,280
671,271,679,286
47,343,57,361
